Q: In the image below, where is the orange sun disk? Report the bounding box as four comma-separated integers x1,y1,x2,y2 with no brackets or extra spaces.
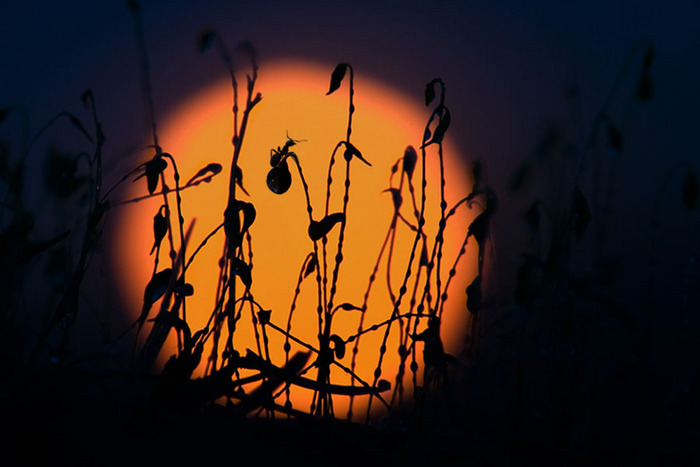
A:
111,59,477,421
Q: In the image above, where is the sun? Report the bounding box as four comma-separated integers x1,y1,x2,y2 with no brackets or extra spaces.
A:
110,59,477,421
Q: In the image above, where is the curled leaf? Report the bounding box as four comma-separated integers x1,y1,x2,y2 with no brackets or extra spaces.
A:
343,141,371,166
257,309,271,326
683,170,698,211
224,200,256,252
308,212,345,241
403,146,417,180
377,379,391,392
330,334,346,359
326,63,348,95
186,162,222,186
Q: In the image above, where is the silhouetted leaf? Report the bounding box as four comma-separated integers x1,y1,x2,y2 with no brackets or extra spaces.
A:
403,145,417,180
683,170,698,211
232,257,252,288
134,156,167,194
234,164,249,196
466,275,482,314
421,107,451,148
150,205,168,255
186,162,222,186
197,29,215,52
377,379,391,392
337,303,364,312
425,81,436,106
174,281,194,297
573,186,591,240
257,309,271,326
330,334,346,359
607,123,623,155
304,254,317,278
224,200,256,252
384,188,402,210
343,141,371,166
326,63,348,95
308,212,345,241
266,160,292,194
468,211,490,245
144,268,172,305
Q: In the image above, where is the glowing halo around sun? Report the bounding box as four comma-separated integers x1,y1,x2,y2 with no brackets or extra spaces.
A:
111,59,477,421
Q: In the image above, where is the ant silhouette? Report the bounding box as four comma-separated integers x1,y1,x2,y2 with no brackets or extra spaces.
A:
269,132,306,167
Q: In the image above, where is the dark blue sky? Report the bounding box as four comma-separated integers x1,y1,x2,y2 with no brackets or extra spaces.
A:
2,0,699,282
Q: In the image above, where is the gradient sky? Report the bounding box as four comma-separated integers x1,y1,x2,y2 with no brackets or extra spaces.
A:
2,0,699,287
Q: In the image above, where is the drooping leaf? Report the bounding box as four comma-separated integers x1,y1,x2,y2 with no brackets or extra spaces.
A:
144,268,173,305
683,170,698,211
343,141,371,166
425,81,436,106
186,162,222,186
266,160,292,194
330,334,346,359
421,107,451,148
326,63,348,95
402,145,417,180
304,254,317,278
232,257,252,288
466,275,482,314
573,186,592,240
134,156,167,195
224,200,256,252
150,205,168,255
234,164,249,196
467,211,490,246
308,212,345,241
